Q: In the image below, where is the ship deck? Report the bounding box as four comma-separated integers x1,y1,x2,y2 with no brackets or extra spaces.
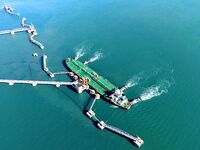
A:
66,58,117,95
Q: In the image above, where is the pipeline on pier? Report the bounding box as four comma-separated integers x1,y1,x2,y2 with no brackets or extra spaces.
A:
0,17,44,50
84,92,144,147
21,18,31,28
97,121,144,147
21,18,44,49
0,27,29,35
105,124,136,140
29,32,44,50
42,55,70,78
0,79,76,87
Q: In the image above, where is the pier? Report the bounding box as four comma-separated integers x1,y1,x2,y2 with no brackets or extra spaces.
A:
85,93,144,147
85,97,143,147
105,124,137,141
0,27,29,35
42,55,69,77
29,34,44,49
0,79,75,87
0,26,44,50
21,18,44,49
96,121,144,147
0,14,44,50
3,5,20,16
89,96,98,111
0,3,144,147
21,18,31,28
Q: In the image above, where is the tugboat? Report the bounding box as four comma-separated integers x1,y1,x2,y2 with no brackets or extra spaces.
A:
66,58,140,109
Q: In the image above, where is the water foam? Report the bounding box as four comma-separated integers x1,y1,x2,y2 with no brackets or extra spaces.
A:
84,51,103,65
140,80,171,101
110,105,119,109
124,75,141,89
74,47,86,60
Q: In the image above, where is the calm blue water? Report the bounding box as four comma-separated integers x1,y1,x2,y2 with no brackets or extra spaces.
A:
0,0,200,150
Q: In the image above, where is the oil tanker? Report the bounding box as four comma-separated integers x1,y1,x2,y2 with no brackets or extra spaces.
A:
66,58,140,109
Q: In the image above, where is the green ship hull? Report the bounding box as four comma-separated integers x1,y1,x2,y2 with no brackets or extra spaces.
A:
66,58,132,109
66,58,117,95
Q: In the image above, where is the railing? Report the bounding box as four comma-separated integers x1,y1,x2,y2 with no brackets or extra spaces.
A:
0,27,29,35
105,124,136,140
0,79,75,86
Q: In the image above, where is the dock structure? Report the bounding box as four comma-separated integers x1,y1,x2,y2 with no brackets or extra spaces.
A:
42,55,56,77
21,17,31,28
97,121,144,147
3,5,20,16
0,3,144,147
105,124,136,141
0,27,29,35
53,72,70,75
0,79,75,87
29,33,44,49
42,55,69,78
84,93,140,144
21,18,44,49
84,93,144,147
0,16,44,50
0,25,44,50
85,94,100,119
89,96,98,111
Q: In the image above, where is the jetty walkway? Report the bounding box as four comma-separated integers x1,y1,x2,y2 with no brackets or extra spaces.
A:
42,55,69,77
89,97,98,111
105,124,137,141
21,17,31,28
3,5,20,16
85,93,143,147
0,13,44,50
29,34,44,49
0,79,75,87
0,27,29,35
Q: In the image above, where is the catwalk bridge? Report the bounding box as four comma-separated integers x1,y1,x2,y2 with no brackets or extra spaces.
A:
105,124,138,141
0,79,75,87
0,27,29,35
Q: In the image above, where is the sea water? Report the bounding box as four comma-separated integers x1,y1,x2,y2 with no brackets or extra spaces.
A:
0,0,200,150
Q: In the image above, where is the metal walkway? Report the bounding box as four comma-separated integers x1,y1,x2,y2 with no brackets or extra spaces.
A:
0,79,75,87
89,97,97,111
0,27,29,35
105,124,137,141
29,34,44,49
42,55,69,77
21,17,31,28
